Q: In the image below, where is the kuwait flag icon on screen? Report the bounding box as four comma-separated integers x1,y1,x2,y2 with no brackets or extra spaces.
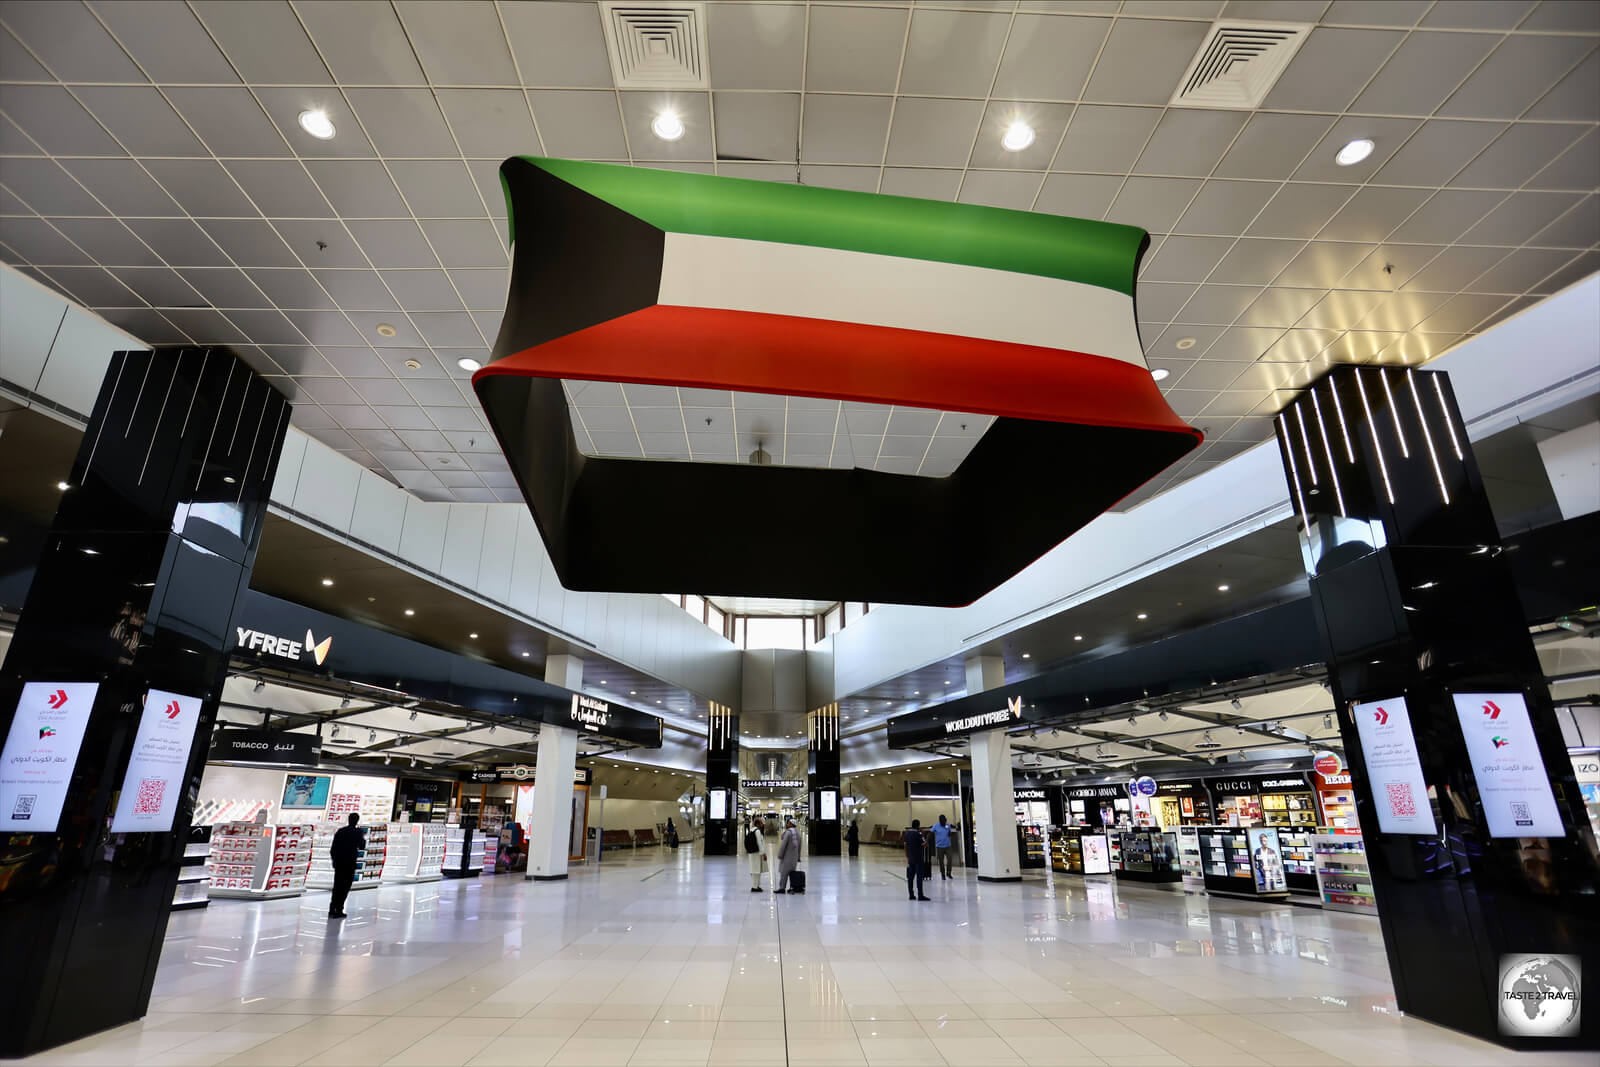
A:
473,157,1201,607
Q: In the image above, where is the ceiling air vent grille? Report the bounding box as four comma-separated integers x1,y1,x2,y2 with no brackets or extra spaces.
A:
1169,21,1310,109
600,2,710,90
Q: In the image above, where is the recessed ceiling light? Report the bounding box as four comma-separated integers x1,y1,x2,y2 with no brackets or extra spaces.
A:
914,690,920,695
56,481,69,491
1021,652,1030,659
630,690,636,695
457,357,482,372
1151,368,1170,382
297,109,335,139
469,632,478,639
1001,121,1035,152
222,475,236,484
651,111,685,141
1136,612,1148,620
521,651,530,657
1335,137,1374,166
403,358,421,370
599,680,607,685
1217,583,1230,592
404,608,415,616
1174,337,1197,350
1073,634,1083,641
321,578,334,586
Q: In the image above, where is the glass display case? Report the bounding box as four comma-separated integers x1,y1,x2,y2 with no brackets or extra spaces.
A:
1018,824,1047,869
1276,828,1320,893
1115,831,1181,883
1262,791,1318,827
1176,825,1205,892
1196,826,1289,900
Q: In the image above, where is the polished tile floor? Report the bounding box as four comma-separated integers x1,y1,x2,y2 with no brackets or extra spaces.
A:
14,846,1590,1067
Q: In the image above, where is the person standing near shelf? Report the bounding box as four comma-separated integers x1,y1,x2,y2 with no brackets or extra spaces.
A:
328,813,362,919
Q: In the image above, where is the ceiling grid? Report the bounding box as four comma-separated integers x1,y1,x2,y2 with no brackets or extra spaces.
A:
0,0,1593,506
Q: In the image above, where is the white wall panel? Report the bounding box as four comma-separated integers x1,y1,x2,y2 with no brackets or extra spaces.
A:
34,308,120,418
348,468,408,555
398,497,447,574
440,503,487,587
0,266,67,398
1538,421,1600,520
477,505,519,605
508,510,546,619
291,436,361,531
269,428,307,507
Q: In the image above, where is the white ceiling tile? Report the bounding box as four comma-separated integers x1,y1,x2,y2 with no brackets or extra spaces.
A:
0,85,127,155
1350,31,1499,116
1451,123,1587,188
958,171,1041,210
1421,0,1537,30
0,158,105,216
1440,34,1595,119
1053,106,1163,174
226,161,334,218
420,219,508,268
2,0,146,82
706,2,805,90
435,89,541,157
884,97,985,168
797,165,880,193
805,5,908,94
345,88,458,157
1262,28,1404,112
1372,121,1508,187
1246,184,1358,240
1460,192,1586,247
1082,19,1210,107
714,92,800,164
388,160,487,218
1324,0,1430,24
1525,122,1599,190
1531,195,1598,249
1135,282,1199,322
305,160,408,218
162,87,289,157
89,0,239,83
49,218,163,267
1174,180,1276,236
1134,110,1249,178
295,8,420,83
801,95,894,166
394,0,516,85
191,0,331,83
1524,49,1599,122
1401,246,1512,292
1274,241,1374,288
878,167,961,201
1034,173,1122,220
993,14,1109,100
529,90,629,160
73,86,207,156
1317,187,1431,243
1106,177,1202,233
1172,284,1261,324
1235,287,1326,328
501,0,612,88
1471,247,1584,294
1139,236,1235,283
1214,113,1337,181
898,9,1010,97
0,29,50,82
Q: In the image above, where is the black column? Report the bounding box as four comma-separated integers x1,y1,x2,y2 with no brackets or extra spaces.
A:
0,348,289,1057
703,701,739,855
808,703,840,855
1274,364,1597,1052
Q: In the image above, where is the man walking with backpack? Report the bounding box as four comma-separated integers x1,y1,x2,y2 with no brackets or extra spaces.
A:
904,819,931,901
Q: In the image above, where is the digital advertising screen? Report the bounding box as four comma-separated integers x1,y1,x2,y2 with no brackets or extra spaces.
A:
281,773,331,809
110,688,204,833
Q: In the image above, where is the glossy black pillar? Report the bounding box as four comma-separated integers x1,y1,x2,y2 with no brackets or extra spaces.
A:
1274,364,1598,1052
808,704,840,855
703,702,739,855
0,348,289,1057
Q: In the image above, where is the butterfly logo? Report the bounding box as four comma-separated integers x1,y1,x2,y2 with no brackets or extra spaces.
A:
306,630,332,666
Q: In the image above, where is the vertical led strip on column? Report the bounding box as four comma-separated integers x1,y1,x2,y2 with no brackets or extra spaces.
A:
1354,369,1395,505
1431,375,1465,461
709,701,732,749
1278,413,1313,530
1310,387,1347,516
1407,369,1450,505
808,703,838,750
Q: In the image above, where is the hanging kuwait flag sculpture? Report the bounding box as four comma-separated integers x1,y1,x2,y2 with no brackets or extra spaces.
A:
474,157,1200,607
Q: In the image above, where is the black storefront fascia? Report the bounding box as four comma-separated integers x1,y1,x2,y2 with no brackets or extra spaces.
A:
230,590,663,748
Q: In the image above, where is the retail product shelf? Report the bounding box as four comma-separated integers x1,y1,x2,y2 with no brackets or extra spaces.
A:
443,823,485,878
384,824,446,883
1314,830,1376,914
309,822,387,890
208,822,311,899
173,825,212,910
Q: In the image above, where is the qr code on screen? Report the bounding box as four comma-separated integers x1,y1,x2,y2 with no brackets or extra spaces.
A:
1386,782,1417,818
1511,801,1532,826
11,793,36,819
133,778,165,815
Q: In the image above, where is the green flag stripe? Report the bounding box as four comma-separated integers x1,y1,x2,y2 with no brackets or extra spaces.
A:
511,156,1145,297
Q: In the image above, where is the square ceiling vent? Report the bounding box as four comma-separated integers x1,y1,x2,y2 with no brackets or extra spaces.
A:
600,2,710,90
1169,21,1310,109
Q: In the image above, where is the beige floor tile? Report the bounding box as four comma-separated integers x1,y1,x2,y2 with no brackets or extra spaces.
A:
547,1037,641,1067
465,1036,565,1067
382,1032,495,1066
626,1037,712,1064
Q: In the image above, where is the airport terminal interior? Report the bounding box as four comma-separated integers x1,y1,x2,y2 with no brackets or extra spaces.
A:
1,1,1599,1065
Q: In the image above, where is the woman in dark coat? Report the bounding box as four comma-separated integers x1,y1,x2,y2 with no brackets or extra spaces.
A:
845,820,860,858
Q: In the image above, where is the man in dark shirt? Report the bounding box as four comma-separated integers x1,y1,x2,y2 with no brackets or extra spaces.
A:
328,813,363,918
904,819,930,901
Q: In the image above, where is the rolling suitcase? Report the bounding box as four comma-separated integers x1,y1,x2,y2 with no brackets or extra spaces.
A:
789,869,806,893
